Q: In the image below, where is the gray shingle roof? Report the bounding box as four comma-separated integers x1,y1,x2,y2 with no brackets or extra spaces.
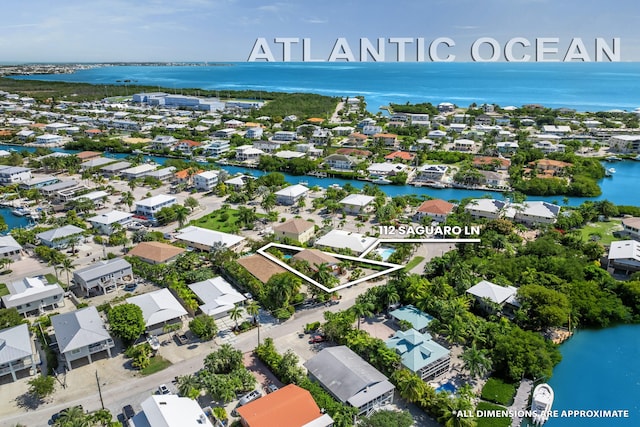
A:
0,323,33,365
36,225,84,242
51,306,111,353
74,258,132,283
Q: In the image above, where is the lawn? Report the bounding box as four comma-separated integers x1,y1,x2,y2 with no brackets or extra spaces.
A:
140,356,172,376
476,401,512,427
44,273,59,284
191,208,265,233
403,256,425,272
578,220,622,245
481,377,518,406
0,283,8,297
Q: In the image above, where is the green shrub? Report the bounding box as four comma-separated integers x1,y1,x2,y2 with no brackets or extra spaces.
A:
481,378,517,406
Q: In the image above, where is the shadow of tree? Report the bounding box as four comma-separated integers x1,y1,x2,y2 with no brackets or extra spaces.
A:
15,393,42,410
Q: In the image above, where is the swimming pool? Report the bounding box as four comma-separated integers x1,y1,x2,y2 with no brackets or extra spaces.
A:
436,382,457,394
375,247,396,261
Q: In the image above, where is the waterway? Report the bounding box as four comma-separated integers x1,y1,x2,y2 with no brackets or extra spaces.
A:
0,206,34,233
9,145,640,207
545,324,640,427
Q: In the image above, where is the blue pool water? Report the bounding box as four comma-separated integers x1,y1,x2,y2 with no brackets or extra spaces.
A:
436,382,457,394
375,247,396,261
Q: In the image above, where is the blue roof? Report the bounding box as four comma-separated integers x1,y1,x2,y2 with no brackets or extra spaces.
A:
389,305,434,331
386,329,450,372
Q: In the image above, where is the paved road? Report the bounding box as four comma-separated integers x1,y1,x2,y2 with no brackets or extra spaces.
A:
0,280,376,427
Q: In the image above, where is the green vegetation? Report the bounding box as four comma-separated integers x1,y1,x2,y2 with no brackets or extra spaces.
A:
481,378,517,406
192,207,265,233
27,375,55,400
189,315,219,341
140,356,173,376
0,308,26,329
107,304,146,343
0,283,8,298
360,409,414,427
578,220,622,244
389,102,439,115
476,401,512,427
253,93,339,119
125,343,153,370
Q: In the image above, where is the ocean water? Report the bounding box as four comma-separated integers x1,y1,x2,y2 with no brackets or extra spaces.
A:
11,62,640,112
0,207,33,232
546,325,640,427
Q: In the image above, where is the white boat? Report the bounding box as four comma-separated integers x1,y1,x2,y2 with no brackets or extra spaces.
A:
605,155,622,162
11,207,28,217
147,335,160,351
634,154,640,161
605,167,616,177
531,383,554,425
372,177,392,185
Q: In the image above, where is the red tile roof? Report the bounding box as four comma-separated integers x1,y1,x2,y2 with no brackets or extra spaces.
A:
417,199,455,215
384,151,415,161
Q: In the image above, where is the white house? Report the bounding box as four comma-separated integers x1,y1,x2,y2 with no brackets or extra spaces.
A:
0,324,37,382
131,395,213,427
622,217,640,241
275,184,309,205
0,235,23,261
51,307,114,370
466,280,520,316
464,199,512,220
35,134,64,145
235,145,264,162
315,230,377,255
272,131,297,141
193,171,219,192
339,194,376,214
127,288,188,335
245,127,264,139
203,140,230,157
324,154,356,170
607,240,640,275
36,225,84,249
0,166,31,185
416,164,448,181
73,258,134,296
175,226,245,252
367,163,408,177
121,164,158,180
2,276,64,316
87,210,134,235
135,194,177,220
188,277,246,319
150,135,178,150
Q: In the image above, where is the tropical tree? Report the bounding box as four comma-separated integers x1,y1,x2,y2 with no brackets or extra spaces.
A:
260,192,276,213
48,250,65,282
461,344,493,379
313,263,339,288
391,369,428,403
54,405,89,427
27,375,55,401
174,205,190,228
177,374,201,399
229,305,244,330
352,301,375,330
107,304,146,343
122,191,135,212
438,396,476,427
245,301,261,345
60,257,76,290
184,196,199,212
189,315,218,341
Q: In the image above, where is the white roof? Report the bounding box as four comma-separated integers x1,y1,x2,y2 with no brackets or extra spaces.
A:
0,235,22,253
138,395,213,427
88,210,134,225
73,190,109,202
466,280,518,304
196,171,219,180
339,194,375,207
122,164,157,175
367,163,407,174
517,201,561,219
0,324,33,365
275,184,309,198
465,198,511,216
136,194,176,208
609,240,640,261
127,288,188,327
188,277,246,317
3,277,63,307
176,226,245,249
315,230,377,254
51,307,112,353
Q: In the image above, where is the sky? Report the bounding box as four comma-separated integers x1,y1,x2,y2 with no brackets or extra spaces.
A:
1,0,639,63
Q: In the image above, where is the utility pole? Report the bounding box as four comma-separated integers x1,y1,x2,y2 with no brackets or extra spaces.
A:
96,370,105,409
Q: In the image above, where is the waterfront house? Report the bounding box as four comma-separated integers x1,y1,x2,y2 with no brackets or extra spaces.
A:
224,174,255,191
135,194,177,221
188,277,246,319
304,346,395,416
87,210,134,235
323,153,356,170
175,226,245,252
131,395,213,427
50,182,89,203
607,240,640,275
18,175,59,191
237,384,334,427
339,194,376,214
235,145,264,162
174,140,202,155
477,170,506,188
609,135,640,153
414,199,455,223
386,329,450,381
51,306,114,370
193,171,219,192
127,241,185,265
514,201,560,225
389,305,435,333
80,157,116,171
464,199,512,220
453,139,476,152
472,156,511,171
466,280,520,316
274,184,309,206
73,258,133,296
121,164,158,180
622,217,640,241
367,162,408,177
150,135,178,151
35,134,64,145
0,166,31,185
384,151,415,162
253,140,285,153
272,218,315,244
2,276,64,316
0,324,37,382
127,288,188,335
36,225,84,249
315,230,377,256
0,235,23,261
203,140,231,157
100,161,132,177
275,150,306,160
416,164,448,181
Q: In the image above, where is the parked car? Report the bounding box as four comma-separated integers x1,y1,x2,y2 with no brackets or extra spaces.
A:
158,384,171,395
309,334,326,344
266,384,279,394
174,332,189,345
122,405,135,420
123,283,138,293
238,389,262,406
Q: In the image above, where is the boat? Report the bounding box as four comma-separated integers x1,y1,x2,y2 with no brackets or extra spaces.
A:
605,155,622,162
372,177,392,185
605,167,616,177
634,154,640,161
11,207,29,217
147,335,160,352
531,383,554,426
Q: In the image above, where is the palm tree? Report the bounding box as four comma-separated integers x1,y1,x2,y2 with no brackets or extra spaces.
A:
260,192,276,213
461,343,493,379
439,396,476,427
229,305,244,330
313,263,338,288
352,301,374,330
391,369,427,403
60,257,76,290
177,374,200,399
55,405,89,427
122,191,135,212
245,301,261,345
174,205,190,228
48,250,65,282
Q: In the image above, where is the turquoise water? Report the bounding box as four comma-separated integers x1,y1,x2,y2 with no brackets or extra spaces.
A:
436,382,457,394
0,207,34,233
546,325,640,427
375,247,396,261
11,62,640,112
